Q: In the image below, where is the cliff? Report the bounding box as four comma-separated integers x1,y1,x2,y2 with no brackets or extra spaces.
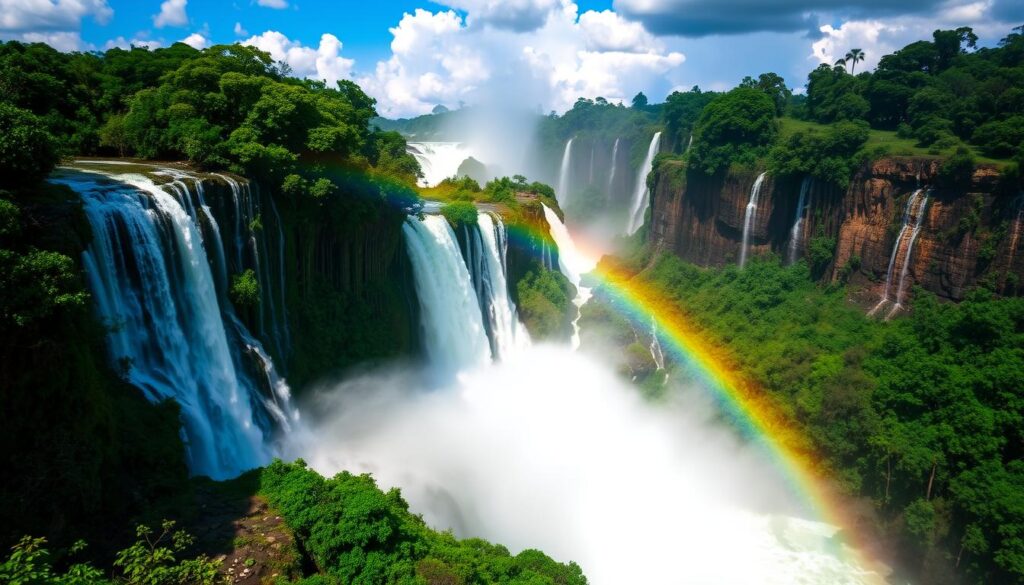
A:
649,158,1023,307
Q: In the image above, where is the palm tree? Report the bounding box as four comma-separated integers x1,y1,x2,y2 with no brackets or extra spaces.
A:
834,58,847,72
845,48,865,74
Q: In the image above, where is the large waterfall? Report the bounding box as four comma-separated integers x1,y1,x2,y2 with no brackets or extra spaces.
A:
787,177,813,265
557,138,575,208
55,165,296,479
869,189,930,318
477,213,530,358
543,204,596,348
739,172,768,268
626,132,662,235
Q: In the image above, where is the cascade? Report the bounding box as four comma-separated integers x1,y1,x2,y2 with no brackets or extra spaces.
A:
739,172,768,268
543,204,596,348
649,318,665,371
868,189,928,317
787,177,813,265
403,214,492,373
886,190,930,318
58,167,296,479
557,138,575,208
686,134,694,152
407,142,475,187
606,138,620,193
626,131,663,235
1007,194,1024,272
477,213,530,358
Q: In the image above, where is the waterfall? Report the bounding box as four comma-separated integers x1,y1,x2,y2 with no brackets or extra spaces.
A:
403,214,492,373
685,134,694,152
607,138,620,192
543,204,596,349
407,142,475,187
787,177,813,265
557,138,575,208
477,213,530,358
626,131,663,235
649,318,665,371
57,167,296,479
1008,194,1024,272
869,189,929,317
739,172,768,268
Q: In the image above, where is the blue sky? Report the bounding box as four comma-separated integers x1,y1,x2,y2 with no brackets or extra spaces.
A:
2,0,1021,117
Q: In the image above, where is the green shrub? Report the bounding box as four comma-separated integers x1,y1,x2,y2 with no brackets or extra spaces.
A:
440,201,478,226
689,88,778,175
0,104,59,190
230,269,260,308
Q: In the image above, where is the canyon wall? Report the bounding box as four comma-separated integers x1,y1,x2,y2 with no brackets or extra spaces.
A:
649,158,1023,305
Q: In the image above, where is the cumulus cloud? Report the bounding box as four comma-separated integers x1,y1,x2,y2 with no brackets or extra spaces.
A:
20,31,92,51
613,0,985,37
180,32,208,49
257,0,289,8
436,0,561,31
0,0,112,33
361,5,685,117
153,0,188,28
243,31,355,86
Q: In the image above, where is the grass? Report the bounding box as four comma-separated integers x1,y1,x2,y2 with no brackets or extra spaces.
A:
779,117,1012,166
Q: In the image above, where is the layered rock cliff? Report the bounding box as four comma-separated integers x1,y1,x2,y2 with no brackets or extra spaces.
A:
649,158,1023,306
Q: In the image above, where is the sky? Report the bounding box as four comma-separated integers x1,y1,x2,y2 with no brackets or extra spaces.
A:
1,0,1021,118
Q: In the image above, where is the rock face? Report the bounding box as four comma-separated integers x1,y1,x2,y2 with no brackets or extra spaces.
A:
649,157,1023,306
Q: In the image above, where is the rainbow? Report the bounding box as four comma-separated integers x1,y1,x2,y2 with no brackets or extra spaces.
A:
495,216,890,583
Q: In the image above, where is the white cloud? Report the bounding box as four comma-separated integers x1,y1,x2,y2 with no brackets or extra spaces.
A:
360,5,685,117
0,0,112,32
153,0,188,29
437,0,560,31
19,31,92,51
242,31,355,86
103,35,163,50
234,21,247,36
257,0,289,8
180,32,208,49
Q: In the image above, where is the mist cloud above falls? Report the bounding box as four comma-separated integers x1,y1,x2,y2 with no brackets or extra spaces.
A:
293,344,878,584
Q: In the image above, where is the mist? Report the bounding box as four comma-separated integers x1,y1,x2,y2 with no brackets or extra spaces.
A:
292,344,878,584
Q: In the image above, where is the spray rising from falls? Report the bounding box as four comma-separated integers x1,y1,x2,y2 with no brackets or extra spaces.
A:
626,132,662,235
787,177,813,265
557,138,575,208
56,166,296,479
739,172,768,268
407,142,476,187
869,189,929,318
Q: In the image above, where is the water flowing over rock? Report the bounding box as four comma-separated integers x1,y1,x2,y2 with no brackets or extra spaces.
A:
739,172,768,268
606,138,620,192
54,165,296,479
626,132,662,235
869,189,930,318
557,138,575,208
407,142,476,187
787,177,813,265
543,204,596,348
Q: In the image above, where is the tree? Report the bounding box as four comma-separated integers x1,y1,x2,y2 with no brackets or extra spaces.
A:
845,48,865,73
631,91,648,110
688,87,778,174
0,103,59,189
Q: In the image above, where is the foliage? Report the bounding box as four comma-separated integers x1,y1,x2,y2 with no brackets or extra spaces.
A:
768,120,870,188
440,201,478,226
514,264,575,341
259,460,588,584
230,269,260,308
688,88,778,175
739,72,792,116
613,252,1024,583
0,103,59,189
0,522,217,585
661,87,717,151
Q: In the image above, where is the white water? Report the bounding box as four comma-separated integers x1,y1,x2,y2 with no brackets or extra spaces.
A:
557,138,575,208
649,318,666,372
626,131,663,235
1007,194,1024,272
788,177,814,265
300,345,881,585
739,172,768,268
59,168,296,478
543,204,597,349
407,141,476,187
886,191,930,319
869,189,927,317
606,138,620,192
403,214,492,373
477,213,530,358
